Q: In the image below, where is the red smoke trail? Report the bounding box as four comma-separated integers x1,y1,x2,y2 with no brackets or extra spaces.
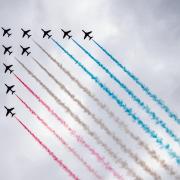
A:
33,42,179,179
31,56,158,179
14,116,79,180
13,73,123,180
15,94,102,180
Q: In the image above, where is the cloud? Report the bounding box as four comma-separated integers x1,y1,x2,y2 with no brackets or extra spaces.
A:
0,0,179,179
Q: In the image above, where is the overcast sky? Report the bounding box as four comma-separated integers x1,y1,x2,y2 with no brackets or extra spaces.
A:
0,0,180,180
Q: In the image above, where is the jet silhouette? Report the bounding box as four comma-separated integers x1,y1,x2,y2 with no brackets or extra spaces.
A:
82,30,93,40
4,106,15,117
61,29,72,39
3,63,14,74
2,45,12,55
5,84,15,95
1,27,11,37
3,63,13,74
20,45,31,56
41,29,52,39
21,28,31,38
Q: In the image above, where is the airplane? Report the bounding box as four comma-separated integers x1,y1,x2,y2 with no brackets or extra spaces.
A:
5,84,15,95
20,45,31,56
21,28,31,38
41,29,52,39
4,106,15,117
61,29,72,39
2,45,12,55
3,63,14,74
82,30,93,40
1,27,12,37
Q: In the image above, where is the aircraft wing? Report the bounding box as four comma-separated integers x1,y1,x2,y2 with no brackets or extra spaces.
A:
6,111,9,116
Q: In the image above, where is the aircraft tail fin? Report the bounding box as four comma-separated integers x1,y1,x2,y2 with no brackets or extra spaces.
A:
8,33,11,37
10,70,14,74
27,52,31,56
11,113,15,117
28,35,32,38
48,35,52,39
89,36,93,40
12,90,15,94
9,51,12,55
69,36,72,39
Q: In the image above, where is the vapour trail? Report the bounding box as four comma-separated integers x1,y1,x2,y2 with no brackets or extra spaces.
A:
72,39,180,146
14,116,79,180
13,63,123,180
15,58,118,166
52,38,180,165
33,41,179,178
92,40,180,126
15,94,102,180
31,56,160,179
15,57,141,179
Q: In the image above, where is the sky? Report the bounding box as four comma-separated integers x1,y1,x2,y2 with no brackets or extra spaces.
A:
0,0,180,179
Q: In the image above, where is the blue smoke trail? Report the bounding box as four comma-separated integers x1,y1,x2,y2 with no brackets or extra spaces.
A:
92,39,180,125
71,39,180,146
51,38,180,165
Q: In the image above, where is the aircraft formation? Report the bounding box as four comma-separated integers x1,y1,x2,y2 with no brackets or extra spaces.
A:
1,27,93,58
3,63,15,117
1,27,93,40
2,27,93,118
1,25,180,180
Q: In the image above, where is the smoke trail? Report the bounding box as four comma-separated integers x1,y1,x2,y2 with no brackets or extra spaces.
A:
122,122,179,178
14,116,79,180
31,56,160,179
104,107,179,178
15,94,102,180
72,39,180,146
13,64,123,180
16,58,116,162
92,40,180,126
32,41,179,178
52,38,180,165
15,57,142,179
32,40,105,113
